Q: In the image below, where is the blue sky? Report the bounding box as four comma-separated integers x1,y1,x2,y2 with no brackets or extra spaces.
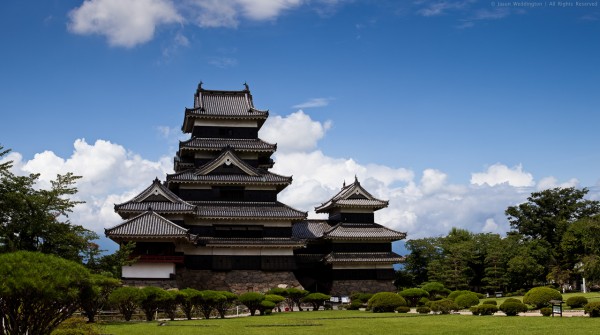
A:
1,0,599,251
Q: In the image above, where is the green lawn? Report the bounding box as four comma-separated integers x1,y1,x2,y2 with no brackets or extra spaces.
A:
102,310,600,335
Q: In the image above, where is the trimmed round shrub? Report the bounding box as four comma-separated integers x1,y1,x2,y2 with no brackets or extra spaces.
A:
448,290,472,301
302,293,331,310
418,297,430,306
430,299,459,314
347,301,363,310
540,307,552,316
416,306,431,314
566,296,588,308
483,300,497,306
584,301,600,317
259,300,276,315
523,287,562,309
421,282,451,299
395,306,411,313
455,293,479,309
367,292,407,313
399,288,430,307
499,301,528,316
471,304,498,316
351,292,374,303
239,292,265,316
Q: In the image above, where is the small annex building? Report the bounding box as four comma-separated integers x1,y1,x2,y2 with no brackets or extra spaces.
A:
106,83,406,295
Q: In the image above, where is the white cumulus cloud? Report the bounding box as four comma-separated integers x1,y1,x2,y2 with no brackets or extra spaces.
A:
7,139,173,234
470,163,534,187
260,110,332,153
68,0,183,48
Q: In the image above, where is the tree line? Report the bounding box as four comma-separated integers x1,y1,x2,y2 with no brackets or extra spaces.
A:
396,187,600,294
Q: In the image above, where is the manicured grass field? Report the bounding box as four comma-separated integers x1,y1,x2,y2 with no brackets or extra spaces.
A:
102,310,600,335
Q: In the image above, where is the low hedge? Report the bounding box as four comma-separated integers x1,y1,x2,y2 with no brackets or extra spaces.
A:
482,300,497,306
367,292,407,313
584,301,600,317
566,296,588,308
499,301,528,316
455,293,479,309
416,306,431,314
470,304,498,316
430,299,458,314
540,307,552,316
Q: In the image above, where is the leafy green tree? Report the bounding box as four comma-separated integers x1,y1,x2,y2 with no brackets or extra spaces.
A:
481,235,511,293
214,291,237,318
420,282,450,299
176,288,202,320
0,147,97,262
108,286,142,321
238,292,265,316
302,293,331,310
85,241,137,278
162,290,180,321
506,187,600,263
404,237,441,284
138,286,169,321
426,229,477,290
264,294,286,312
196,290,226,319
398,288,429,307
79,274,121,323
0,251,92,335
562,215,600,282
285,288,309,311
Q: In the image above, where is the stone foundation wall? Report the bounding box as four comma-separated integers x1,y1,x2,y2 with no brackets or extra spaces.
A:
329,280,396,296
176,269,303,294
122,278,178,289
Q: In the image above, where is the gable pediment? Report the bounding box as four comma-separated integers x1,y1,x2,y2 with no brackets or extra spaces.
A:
196,150,258,177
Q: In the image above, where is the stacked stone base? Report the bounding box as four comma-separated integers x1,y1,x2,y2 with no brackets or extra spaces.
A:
329,280,396,296
122,278,177,289
176,269,303,294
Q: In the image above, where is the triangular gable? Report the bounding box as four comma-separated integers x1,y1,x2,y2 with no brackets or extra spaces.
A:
129,178,189,204
115,178,196,216
195,149,258,177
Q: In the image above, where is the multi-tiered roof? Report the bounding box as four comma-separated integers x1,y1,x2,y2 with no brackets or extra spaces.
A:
105,83,405,294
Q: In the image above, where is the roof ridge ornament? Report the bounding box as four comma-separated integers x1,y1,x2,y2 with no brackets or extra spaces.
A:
243,82,250,91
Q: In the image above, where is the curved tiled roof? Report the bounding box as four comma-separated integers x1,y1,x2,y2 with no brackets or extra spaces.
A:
105,211,189,239
168,149,291,186
179,138,276,153
323,223,406,241
292,220,329,239
323,252,405,264
114,178,196,216
315,178,388,213
115,202,196,214
192,201,307,220
182,88,268,132
168,170,291,184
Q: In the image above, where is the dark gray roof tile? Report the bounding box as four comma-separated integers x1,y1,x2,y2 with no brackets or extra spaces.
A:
106,211,189,239
324,252,405,264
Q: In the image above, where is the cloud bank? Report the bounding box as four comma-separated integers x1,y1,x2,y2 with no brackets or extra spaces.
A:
2,111,591,246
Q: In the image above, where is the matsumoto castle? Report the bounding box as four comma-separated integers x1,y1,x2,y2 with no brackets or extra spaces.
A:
106,83,406,295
